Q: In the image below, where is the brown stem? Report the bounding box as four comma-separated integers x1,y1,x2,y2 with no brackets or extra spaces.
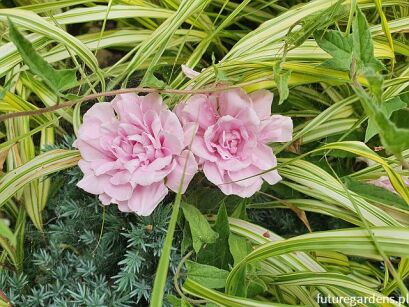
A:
0,78,270,123
0,289,11,306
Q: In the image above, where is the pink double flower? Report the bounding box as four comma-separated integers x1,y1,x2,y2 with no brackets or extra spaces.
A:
74,88,293,215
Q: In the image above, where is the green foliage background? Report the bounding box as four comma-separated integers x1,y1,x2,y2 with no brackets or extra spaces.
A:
1,0,409,306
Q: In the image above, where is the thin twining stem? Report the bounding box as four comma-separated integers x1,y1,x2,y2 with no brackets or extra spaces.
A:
0,78,271,122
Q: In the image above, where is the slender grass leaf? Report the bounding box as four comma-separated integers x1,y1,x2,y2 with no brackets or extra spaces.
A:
183,279,294,307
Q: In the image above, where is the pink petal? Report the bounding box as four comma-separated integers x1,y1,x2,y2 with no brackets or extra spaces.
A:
181,122,199,147
78,159,92,174
252,144,282,185
216,157,252,172
228,165,262,187
131,161,174,186
75,140,107,161
258,115,293,143
140,93,165,114
219,174,262,198
161,110,184,138
192,136,218,162
94,160,118,176
104,182,133,202
218,89,259,125
182,94,218,129
166,150,198,193
83,102,115,123
127,182,168,216
249,90,273,120
181,64,200,79
203,162,224,185
77,174,109,195
77,120,102,141
112,93,142,123
144,155,173,172
117,201,133,212
110,170,132,185
99,193,112,205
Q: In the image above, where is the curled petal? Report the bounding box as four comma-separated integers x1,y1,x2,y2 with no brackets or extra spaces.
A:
249,90,273,120
218,88,259,125
83,102,115,123
219,174,262,198
74,140,108,161
180,94,218,129
258,115,293,143
127,182,169,216
140,93,166,114
77,174,109,195
182,64,200,79
166,150,198,193
192,136,218,162
251,144,282,185
104,182,133,202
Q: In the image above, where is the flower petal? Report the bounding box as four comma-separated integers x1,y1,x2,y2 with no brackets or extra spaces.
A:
251,144,282,185
203,162,224,185
181,64,200,79
77,174,109,195
166,150,198,193
258,115,293,143
104,182,133,202
249,90,273,120
192,136,218,162
228,165,262,187
219,174,262,198
127,182,168,216
74,140,108,161
83,102,115,123
218,88,259,125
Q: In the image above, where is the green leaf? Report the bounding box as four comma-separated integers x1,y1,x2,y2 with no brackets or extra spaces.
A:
227,234,251,296
285,0,345,50
314,30,352,71
365,97,407,142
352,7,383,71
182,202,218,253
231,201,248,220
167,295,193,307
228,233,251,266
246,276,268,298
0,219,15,245
197,203,233,270
140,71,166,88
7,18,77,94
273,63,291,105
181,222,193,255
344,177,408,210
353,86,409,157
185,261,229,289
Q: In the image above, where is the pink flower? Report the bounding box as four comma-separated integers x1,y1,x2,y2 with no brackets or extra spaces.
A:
175,88,292,197
369,176,409,193
74,93,198,216
181,64,200,79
